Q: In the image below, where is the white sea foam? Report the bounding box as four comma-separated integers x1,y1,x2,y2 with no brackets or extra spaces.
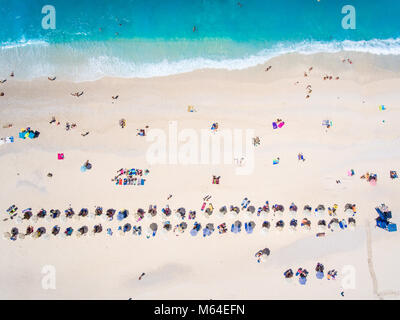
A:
1,38,400,81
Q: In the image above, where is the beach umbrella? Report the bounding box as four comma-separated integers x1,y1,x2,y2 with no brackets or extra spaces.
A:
163,222,172,233
231,224,240,234
276,220,284,231
190,228,198,236
117,209,129,221
150,223,158,232
316,271,324,279
247,205,255,214
245,221,255,234
316,205,325,214
261,221,270,234
180,222,187,231
262,248,270,256
234,220,242,228
318,220,327,231
348,218,356,231
205,223,214,230
65,227,73,236
203,227,211,237
217,206,227,218
52,226,60,236
303,206,312,216
95,207,103,216
78,226,88,236
299,277,307,285
123,223,132,233
329,218,340,230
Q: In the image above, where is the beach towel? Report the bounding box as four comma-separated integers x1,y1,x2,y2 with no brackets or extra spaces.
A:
19,132,25,139
272,122,278,129
80,166,87,172
273,159,279,165
278,121,285,128
140,179,145,185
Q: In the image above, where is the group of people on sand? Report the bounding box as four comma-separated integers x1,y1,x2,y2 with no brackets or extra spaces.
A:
322,75,339,80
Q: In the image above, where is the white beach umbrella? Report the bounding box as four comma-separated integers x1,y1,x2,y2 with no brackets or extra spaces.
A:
318,224,327,232
345,209,354,217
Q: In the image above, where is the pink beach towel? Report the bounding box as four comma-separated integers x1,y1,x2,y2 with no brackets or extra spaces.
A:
57,153,64,160
278,121,285,128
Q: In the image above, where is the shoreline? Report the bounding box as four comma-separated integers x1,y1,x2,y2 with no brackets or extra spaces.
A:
2,48,400,82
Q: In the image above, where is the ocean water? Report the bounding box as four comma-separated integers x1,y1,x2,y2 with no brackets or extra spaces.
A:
1,0,400,80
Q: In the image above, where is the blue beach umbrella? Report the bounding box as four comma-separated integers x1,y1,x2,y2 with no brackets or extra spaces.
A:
190,228,198,236
316,271,324,279
231,224,240,234
299,277,307,285
117,210,129,221
203,228,211,237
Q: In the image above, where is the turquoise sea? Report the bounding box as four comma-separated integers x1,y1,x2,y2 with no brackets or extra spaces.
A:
0,0,399,80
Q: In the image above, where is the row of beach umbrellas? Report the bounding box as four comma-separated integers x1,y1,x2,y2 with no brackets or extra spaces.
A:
7,203,357,224
4,217,356,241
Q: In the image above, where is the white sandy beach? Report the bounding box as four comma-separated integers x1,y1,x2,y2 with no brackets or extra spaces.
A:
1,51,400,299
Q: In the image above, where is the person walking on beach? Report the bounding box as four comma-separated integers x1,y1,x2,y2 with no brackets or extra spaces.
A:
139,272,145,280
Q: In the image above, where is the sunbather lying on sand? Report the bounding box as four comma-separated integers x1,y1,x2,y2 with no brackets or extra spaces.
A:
71,91,84,97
